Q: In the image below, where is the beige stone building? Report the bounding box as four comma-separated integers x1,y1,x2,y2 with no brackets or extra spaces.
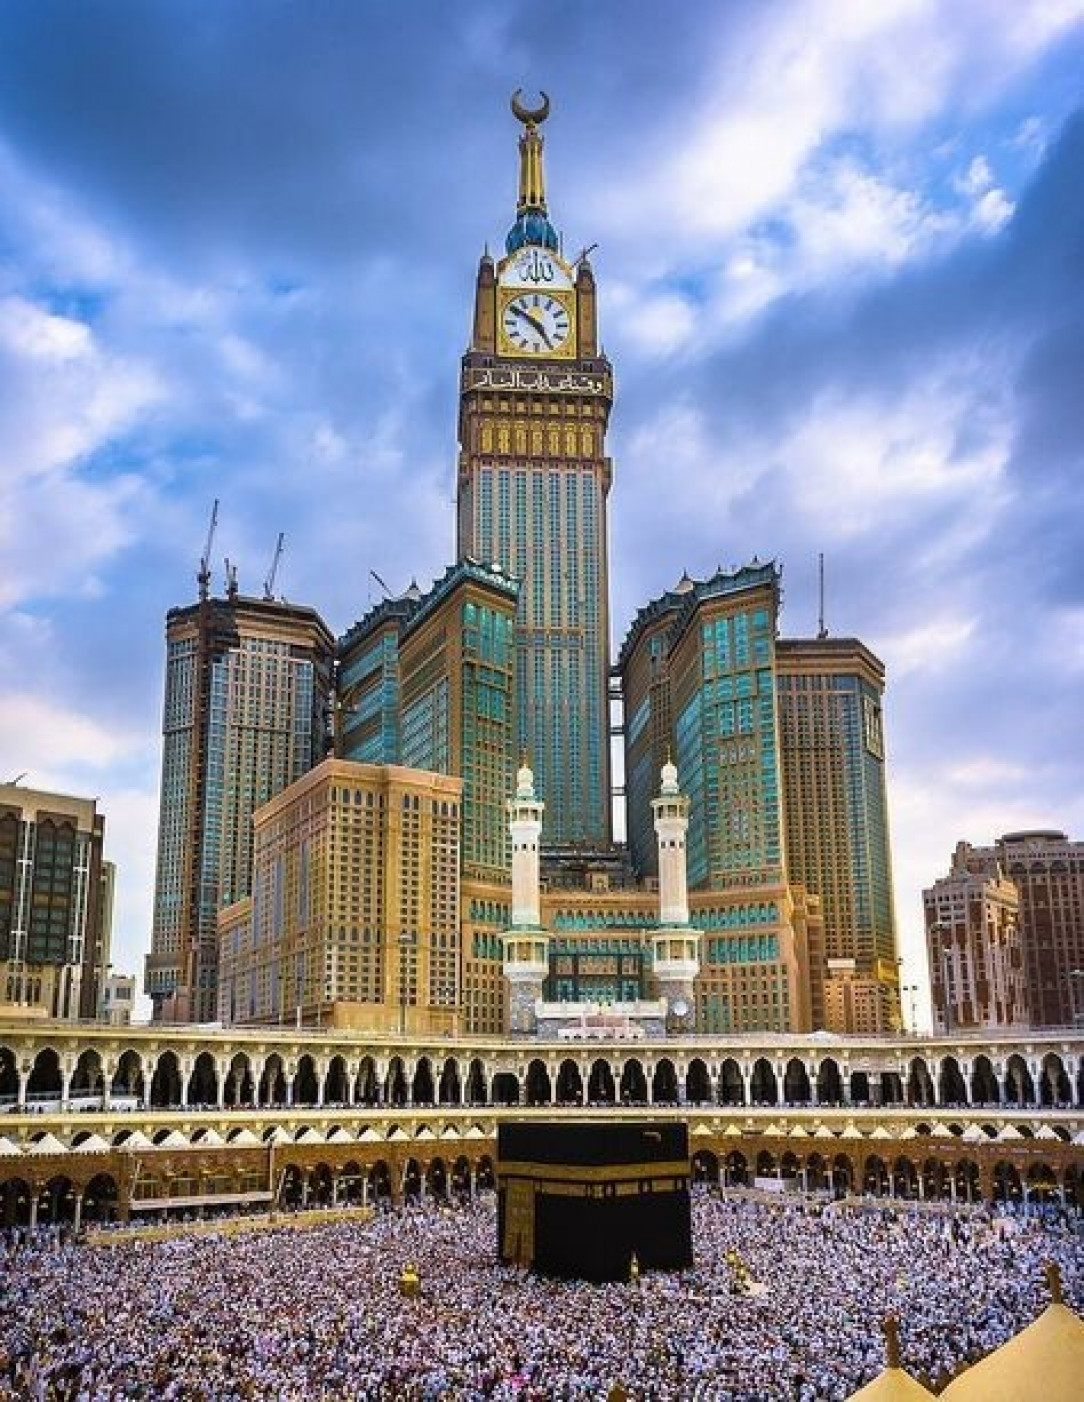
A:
924,841,1028,1033
218,758,462,1033
0,784,109,1022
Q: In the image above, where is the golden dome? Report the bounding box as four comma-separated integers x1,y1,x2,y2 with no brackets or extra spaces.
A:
846,1372,934,1402
941,1267,1084,1402
846,1316,935,1401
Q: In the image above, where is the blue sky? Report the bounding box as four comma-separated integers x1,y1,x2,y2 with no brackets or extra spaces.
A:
1,1,1082,1021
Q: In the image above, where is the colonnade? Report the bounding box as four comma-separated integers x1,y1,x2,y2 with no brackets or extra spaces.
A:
3,1040,1079,1114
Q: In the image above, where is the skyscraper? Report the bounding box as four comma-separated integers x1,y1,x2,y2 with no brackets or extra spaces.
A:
456,94,613,846
664,563,785,891
335,589,419,764
338,563,519,883
147,591,334,1022
0,783,107,1021
776,637,899,1032
398,562,519,884
924,841,1027,1033
944,830,1084,1029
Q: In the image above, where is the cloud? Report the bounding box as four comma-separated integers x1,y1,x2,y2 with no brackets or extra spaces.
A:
0,291,161,608
0,1,1080,1011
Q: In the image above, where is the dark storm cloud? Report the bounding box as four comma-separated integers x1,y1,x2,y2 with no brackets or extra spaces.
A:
0,0,741,271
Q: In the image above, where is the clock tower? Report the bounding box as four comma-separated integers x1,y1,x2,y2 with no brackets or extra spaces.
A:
457,93,614,846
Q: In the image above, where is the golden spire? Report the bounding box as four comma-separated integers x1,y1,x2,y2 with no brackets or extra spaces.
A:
511,89,550,214
883,1314,902,1369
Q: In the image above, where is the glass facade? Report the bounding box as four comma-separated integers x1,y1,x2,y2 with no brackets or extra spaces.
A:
148,597,333,1020
672,571,783,891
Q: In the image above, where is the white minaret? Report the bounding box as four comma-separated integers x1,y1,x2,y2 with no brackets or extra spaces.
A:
651,758,702,1032
501,758,549,1034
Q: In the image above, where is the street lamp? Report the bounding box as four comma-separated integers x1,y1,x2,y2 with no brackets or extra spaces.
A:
1069,970,1084,1028
900,984,919,1035
931,923,952,1035
436,981,459,1037
398,932,414,1035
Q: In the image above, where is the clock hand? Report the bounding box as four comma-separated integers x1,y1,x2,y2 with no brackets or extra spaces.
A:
512,304,549,337
512,304,554,348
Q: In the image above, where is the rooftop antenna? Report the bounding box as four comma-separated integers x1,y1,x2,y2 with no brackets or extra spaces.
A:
197,499,219,601
573,242,598,267
224,557,238,600
263,532,285,601
817,552,828,640
370,568,392,599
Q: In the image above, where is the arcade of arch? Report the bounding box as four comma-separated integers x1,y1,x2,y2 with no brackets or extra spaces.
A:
1,1026,1081,1228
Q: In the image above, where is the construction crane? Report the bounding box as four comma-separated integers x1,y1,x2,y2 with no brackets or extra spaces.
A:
197,500,219,601
263,532,285,601
224,557,238,599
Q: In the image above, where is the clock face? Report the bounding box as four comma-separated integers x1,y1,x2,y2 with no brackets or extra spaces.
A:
501,292,572,354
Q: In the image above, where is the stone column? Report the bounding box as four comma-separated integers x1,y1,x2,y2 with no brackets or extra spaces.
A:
140,1057,155,1109
60,1057,74,1111
102,1055,117,1111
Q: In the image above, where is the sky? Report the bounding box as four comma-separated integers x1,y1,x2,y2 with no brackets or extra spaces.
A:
0,0,1082,1025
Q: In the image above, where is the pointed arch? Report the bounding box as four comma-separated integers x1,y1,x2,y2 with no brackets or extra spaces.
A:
70,1048,104,1100
907,1056,935,1107
685,1058,712,1104
1040,1053,1071,1107
187,1051,218,1107
783,1058,811,1105
588,1059,616,1104
750,1058,778,1106
816,1058,843,1105
1004,1053,1035,1106
150,1050,182,1108
937,1056,967,1107
27,1047,62,1101
385,1056,409,1107
526,1059,552,1106
466,1058,488,1105
719,1058,745,1106
259,1053,287,1107
970,1055,999,1106
324,1055,350,1105
619,1058,647,1105
652,1058,678,1104
556,1059,584,1105
412,1057,436,1106
355,1056,379,1106
438,1057,462,1106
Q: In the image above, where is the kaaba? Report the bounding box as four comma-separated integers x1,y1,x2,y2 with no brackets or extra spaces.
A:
497,1121,692,1282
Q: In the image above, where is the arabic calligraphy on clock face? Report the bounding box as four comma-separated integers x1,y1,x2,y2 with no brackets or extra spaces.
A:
503,248,573,290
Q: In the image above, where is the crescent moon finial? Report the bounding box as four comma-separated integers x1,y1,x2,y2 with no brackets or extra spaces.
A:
511,89,550,127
